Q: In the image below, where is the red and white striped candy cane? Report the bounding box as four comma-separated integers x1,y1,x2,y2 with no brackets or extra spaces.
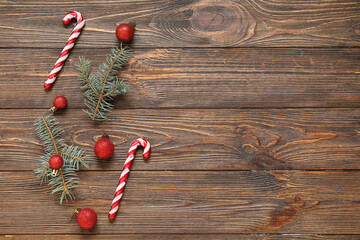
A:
109,138,151,220
44,11,85,89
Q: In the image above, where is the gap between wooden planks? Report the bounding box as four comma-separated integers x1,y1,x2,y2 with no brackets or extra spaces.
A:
1,234,360,239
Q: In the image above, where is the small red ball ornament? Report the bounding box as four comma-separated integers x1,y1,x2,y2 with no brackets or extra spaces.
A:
94,134,114,159
115,22,135,43
49,154,64,176
76,208,98,229
51,95,67,111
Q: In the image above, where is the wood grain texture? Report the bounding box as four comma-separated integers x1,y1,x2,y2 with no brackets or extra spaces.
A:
0,171,359,234
2,0,360,238
1,48,360,109
2,234,360,240
0,108,359,171
1,0,360,48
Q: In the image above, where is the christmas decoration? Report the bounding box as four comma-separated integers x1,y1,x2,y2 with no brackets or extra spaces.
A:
116,22,135,43
109,138,151,220
94,134,114,159
33,113,89,204
77,45,131,121
51,95,68,112
75,208,97,229
44,11,85,89
49,154,64,176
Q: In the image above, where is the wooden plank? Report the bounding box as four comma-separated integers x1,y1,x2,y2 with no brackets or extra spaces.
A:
1,0,360,48
2,234,360,240
1,48,360,109
0,171,359,234
0,108,359,171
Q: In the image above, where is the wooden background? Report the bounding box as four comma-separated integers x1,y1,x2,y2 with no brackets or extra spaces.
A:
1,0,360,239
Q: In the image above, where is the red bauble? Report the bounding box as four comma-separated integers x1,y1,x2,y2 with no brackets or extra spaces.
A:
49,154,64,170
53,95,67,110
76,208,97,229
94,135,114,159
115,23,135,43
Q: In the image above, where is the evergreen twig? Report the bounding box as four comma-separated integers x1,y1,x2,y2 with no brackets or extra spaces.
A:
33,113,89,204
77,44,131,121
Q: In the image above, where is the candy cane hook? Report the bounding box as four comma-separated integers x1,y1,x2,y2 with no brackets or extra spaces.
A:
109,138,151,220
44,11,85,89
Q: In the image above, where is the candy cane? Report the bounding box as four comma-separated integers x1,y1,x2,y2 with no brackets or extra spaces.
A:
44,11,85,89
109,138,151,220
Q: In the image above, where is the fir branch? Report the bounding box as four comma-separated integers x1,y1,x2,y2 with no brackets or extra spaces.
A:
60,169,70,195
60,145,89,169
103,77,128,99
33,113,89,204
35,114,64,154
48,166,79,204
93,47,126,118
33,152,53,184
77,44,131,121
41,164,49,180
79,57,99,96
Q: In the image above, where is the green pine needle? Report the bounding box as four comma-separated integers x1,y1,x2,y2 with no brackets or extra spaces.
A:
33,112,89,204
60,145,89,169
77,45,131,121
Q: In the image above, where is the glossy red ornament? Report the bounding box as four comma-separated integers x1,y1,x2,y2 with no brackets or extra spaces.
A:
53,95,67,110
49,154,64,176
94,135,114,159
76,208,98,229
115,23,135,43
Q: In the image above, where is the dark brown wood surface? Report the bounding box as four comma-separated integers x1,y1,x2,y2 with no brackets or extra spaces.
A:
1,48,360,109
1,171,360,234
1,0,359,239
1,0,360,48
0,109,359,171
2,235,360,240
